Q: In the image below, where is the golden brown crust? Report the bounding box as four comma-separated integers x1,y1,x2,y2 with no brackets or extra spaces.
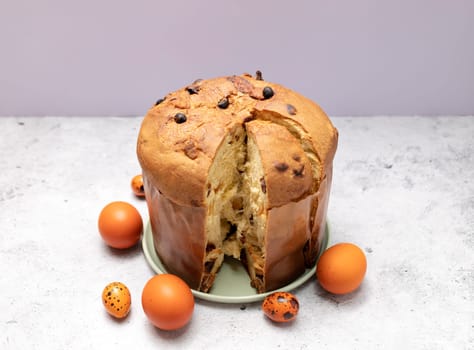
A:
246,120,313,208
137,73,338,292
253,89,338,176
137,74,338,207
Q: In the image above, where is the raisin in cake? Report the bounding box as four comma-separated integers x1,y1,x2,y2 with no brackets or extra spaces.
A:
137,73,338,293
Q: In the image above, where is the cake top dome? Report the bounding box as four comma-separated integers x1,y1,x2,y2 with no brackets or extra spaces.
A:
137,73,338,207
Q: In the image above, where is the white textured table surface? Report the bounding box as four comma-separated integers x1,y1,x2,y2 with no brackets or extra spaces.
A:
1,116,473,349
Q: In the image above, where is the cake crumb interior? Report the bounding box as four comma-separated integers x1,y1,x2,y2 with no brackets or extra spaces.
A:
202,121,267,292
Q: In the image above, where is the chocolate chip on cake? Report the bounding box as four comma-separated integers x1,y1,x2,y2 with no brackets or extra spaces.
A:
174,113,187,124
274,162,289,172
186,86,200,94
217,97,230,109
293,164,305,177
186,78,203,94
155,98,165,106
262,86,274,99
287,104,297,115
255,70,263,81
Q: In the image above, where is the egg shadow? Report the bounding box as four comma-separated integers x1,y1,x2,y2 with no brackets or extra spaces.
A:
148,318,192,340
313,280,367,306
262,313,299,329
102,238,143,259
103,307,133,324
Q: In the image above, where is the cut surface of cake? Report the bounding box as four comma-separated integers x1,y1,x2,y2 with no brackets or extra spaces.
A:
137,73,338,293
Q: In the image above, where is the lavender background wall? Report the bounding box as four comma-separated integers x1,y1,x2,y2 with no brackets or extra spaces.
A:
1,0,473,117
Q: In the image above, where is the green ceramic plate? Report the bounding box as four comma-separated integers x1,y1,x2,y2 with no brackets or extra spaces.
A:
142,220,330,304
